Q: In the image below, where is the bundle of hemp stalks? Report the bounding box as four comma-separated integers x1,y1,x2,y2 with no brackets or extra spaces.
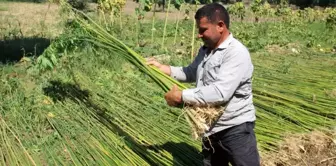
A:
72,10,223,139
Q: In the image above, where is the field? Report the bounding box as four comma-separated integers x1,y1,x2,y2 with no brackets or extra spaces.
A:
1,0,336,165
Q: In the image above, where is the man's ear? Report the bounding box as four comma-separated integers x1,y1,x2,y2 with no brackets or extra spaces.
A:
217,21,226,32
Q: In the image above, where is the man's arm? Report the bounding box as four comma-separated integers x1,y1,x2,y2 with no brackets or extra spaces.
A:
146,57,172,75
146,48,205,107
170,48,205,82
147,48,204,83
182,50,251,106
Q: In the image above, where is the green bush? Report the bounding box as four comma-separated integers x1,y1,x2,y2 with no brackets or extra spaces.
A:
326,8,336,29
67,0,89,10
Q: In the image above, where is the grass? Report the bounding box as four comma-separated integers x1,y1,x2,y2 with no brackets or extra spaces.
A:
0,6,7,11
1,1,336,165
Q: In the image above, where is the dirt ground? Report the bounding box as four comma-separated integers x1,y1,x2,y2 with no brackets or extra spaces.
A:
0,2,61,38
261,130,336,166
0,0,195,38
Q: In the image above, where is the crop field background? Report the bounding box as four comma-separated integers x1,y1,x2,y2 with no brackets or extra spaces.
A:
0,0,336,165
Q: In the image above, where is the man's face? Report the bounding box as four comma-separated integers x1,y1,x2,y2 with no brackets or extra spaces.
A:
197,17,224,49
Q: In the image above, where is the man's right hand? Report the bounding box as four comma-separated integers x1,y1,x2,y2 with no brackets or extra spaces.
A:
146,57,171,76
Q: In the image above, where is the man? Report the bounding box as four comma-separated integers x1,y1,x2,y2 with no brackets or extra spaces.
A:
147,3,260,166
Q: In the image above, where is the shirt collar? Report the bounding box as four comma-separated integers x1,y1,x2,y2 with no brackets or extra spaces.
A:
217,33,233,50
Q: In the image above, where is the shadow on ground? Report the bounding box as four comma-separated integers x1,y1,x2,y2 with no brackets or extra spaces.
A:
0,37,50,64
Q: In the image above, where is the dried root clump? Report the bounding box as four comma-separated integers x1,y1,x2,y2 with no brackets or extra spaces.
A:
183,106,224,139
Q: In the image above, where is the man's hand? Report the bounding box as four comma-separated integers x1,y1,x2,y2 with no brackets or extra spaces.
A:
146,57,171,76
164,85,183,107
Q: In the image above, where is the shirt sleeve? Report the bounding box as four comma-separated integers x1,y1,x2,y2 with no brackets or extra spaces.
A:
182,50,251,106
170,66,187,81
169,48,204,83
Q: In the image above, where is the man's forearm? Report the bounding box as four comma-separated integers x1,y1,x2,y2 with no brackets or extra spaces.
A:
159,65,171,76
145,58,171,76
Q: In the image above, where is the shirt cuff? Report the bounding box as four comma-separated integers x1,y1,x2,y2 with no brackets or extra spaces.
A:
182,89,197,104
170,66,187,81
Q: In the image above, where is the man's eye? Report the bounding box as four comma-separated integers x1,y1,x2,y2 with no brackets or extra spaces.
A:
199,28,206,33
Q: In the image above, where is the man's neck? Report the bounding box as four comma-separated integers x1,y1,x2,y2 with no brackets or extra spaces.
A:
207,31,230,52
214,31,230,49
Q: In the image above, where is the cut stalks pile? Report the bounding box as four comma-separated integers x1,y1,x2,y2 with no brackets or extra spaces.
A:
74,11,224,139
64,9,336,144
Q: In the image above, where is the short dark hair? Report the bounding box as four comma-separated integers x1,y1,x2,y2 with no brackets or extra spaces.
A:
194,3,230,29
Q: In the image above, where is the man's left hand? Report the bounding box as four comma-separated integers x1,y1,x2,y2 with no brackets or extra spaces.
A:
164,85,183,107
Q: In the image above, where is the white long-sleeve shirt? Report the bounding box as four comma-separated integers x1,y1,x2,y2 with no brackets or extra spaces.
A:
170,34,256,137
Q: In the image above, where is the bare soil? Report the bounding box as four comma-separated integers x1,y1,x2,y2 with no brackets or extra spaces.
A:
0,0,194,39
0,2,61,38
261,130,336,166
